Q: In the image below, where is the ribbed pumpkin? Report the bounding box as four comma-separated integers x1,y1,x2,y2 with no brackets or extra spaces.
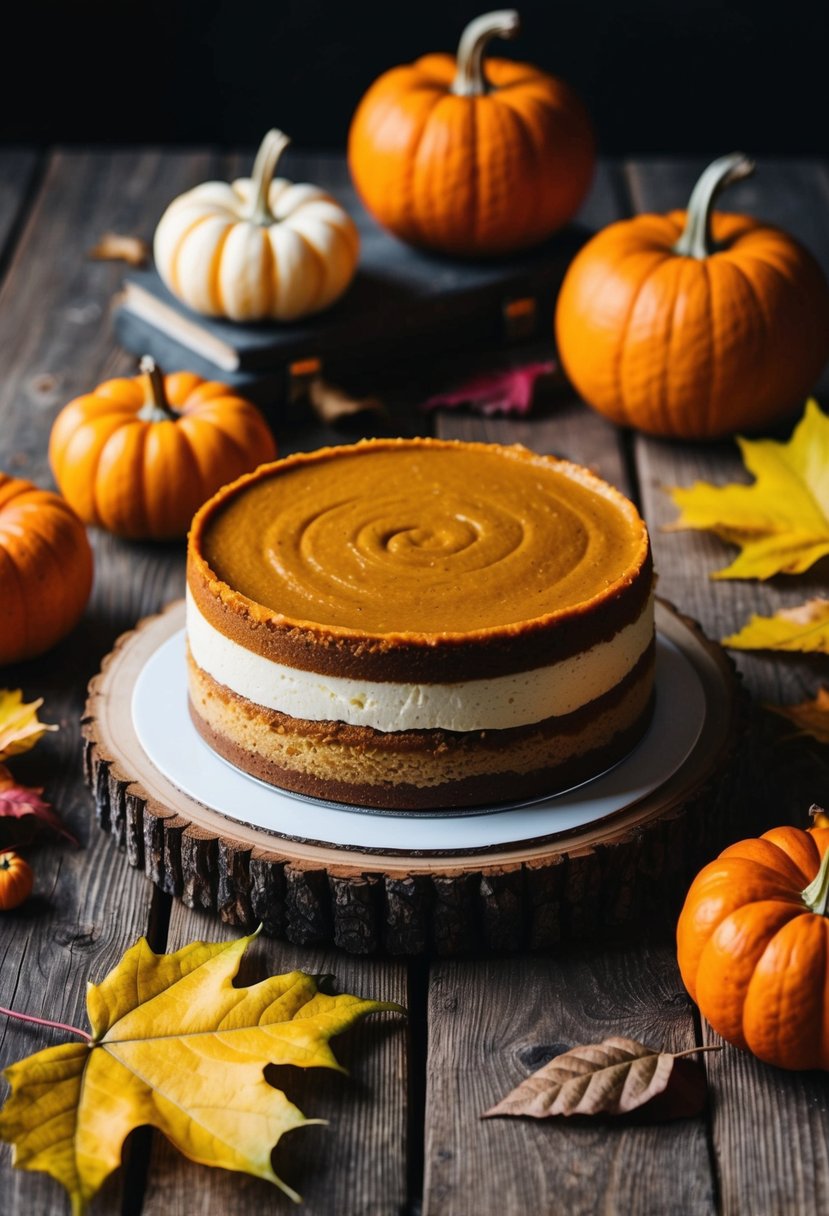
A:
49,359,276,540
348,9,594,256
0,474,93,665
677,825,829,1070
555,152,829,438
154,129,359,322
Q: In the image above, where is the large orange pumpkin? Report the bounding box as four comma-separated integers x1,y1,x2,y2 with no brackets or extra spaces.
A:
0,474,93,665
49,359,276,540
555,152,829,438
677,825,829,1070
348,9,594,256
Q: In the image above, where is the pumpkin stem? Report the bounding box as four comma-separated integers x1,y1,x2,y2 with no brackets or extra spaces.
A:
672,152,755,259
802,844,829,917
138,355,177,422
0,1004,92,1043
249,128,291,225
451,10,520,97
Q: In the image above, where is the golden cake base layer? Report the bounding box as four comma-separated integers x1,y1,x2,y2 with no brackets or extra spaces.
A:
187,648,656,810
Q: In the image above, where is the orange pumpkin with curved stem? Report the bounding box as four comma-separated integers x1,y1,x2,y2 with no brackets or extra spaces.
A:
555,152,829,438
0,474,93,664
677,825,829,1070
49,359,276,540
348,9,594,256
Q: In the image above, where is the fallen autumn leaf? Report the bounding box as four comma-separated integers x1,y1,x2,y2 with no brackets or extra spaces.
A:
0,929,403,1212
483,1036,717,1121
666,399,829,580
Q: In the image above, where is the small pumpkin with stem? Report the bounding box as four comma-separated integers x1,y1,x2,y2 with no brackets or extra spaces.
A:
49,358,276,540
0,852,34,911
677,824,829,1070
555,152,829,438
0,474,93,664
154,129,360,322
348,9,594,256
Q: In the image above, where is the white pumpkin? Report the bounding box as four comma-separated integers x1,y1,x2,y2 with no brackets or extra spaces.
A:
153,129,360,322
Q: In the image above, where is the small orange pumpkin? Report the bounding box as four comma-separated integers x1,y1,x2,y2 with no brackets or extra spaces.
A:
0,851,34,910
677,825,829,1070
348,9,594,256
0,474,93,665
49,359,277,540
555,152,829,438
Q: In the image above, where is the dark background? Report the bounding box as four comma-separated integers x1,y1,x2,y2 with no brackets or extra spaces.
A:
5,0,826,153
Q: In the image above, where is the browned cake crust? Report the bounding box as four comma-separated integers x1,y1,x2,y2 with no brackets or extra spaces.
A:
187,645,655,810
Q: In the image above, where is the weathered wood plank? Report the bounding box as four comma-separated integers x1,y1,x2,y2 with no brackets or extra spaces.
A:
0,148,219,1215
0,149,39,275
140,903,408,1215
701,1025,829,1216
423,946,715,1216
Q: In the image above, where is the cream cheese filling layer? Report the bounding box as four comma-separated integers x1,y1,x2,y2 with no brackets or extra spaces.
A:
186,588,654,733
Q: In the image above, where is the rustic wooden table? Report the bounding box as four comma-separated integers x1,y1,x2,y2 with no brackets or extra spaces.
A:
0,148,827,1215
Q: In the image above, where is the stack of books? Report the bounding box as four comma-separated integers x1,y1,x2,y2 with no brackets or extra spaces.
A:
114,153,585,409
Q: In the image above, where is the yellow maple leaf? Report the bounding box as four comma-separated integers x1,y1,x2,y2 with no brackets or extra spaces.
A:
722,598,829,653
765,688,829,746
0,690,57,762
0,931,402,1213
667,400,829,579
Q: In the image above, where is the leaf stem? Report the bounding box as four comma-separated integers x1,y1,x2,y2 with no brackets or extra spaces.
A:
671,1044,723,1060
0,1004,91,1043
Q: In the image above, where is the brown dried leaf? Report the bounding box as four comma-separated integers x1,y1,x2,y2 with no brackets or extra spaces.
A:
483,1037,714,1121
768,689,829,746
88,233,150,267
308,377,386,425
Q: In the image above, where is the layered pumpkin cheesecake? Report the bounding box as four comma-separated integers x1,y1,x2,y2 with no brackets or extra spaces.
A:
186,438,655,810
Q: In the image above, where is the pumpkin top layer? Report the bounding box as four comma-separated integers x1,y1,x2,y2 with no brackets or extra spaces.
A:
195,439,648,637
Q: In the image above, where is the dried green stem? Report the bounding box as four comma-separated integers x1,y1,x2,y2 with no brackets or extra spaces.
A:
451,10,520,97
249,128,291,225
138,355,177,422
802,846,829,916
672,152,755,259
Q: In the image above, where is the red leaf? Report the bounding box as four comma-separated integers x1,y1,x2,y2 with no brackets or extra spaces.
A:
422,361,556,417
0,765,78,845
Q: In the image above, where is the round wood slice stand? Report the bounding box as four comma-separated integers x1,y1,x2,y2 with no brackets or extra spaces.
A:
82,600,751,956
